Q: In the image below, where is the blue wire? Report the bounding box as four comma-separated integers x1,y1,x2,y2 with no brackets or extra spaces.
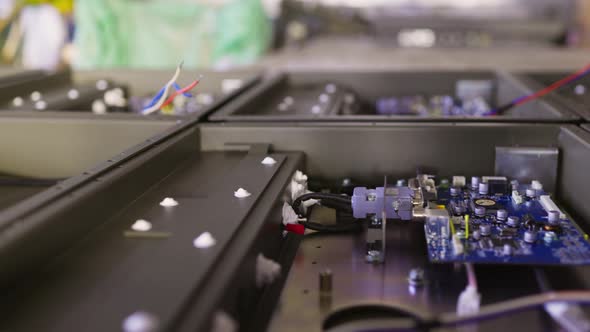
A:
144,83,192,110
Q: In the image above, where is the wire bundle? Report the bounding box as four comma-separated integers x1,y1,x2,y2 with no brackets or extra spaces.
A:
489,63,590,115
141,62,201,115
291,192,358,233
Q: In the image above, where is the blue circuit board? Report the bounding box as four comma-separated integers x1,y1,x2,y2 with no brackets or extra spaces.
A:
424,180,590,265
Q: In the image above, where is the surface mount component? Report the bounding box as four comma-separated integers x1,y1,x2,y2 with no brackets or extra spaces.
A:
424,177,590,265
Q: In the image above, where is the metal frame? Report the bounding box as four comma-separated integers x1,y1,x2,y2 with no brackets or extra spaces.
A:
209,69,580,123
514,71,590,121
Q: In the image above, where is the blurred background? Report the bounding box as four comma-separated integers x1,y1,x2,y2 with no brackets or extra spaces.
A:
1,0,589,71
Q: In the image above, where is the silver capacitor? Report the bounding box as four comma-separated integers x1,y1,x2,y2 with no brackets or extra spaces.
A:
524,230,537,244
471,177,481,190
479,224,492,236
503,244,513,255
526,188,536,198
478,182,489,195
507,216,520,227
450,187,460,197
475,206,486,217
497,209,508,221
548,210,560,225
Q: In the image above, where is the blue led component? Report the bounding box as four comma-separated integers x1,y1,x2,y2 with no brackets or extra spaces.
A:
424,182,590,265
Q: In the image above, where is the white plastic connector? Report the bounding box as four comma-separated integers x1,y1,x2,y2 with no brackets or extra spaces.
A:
234,188,251,198
261,157,277,165
193,232,216,249
512,190,523,205
452,234,464,256
256,253,281,288
160,197,179,207
131,219,152,232
122,311,159,332
531,180,543,191
457,285,481,316
452,176,466,187
282,203,299,225
539,195,566,220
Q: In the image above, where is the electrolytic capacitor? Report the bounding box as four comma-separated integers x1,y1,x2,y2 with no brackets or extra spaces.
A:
478,183,489,195
548,210,560,225
497,209,508,221
507,216,520,227
479,224,491,236
475,206,486,217
524,230,537,243
471,177,481,190
526,188,536,198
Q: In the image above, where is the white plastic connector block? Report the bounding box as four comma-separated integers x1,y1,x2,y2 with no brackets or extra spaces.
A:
256,253,281,288
234,188,251,198
512,190,523,205
122,311,159,332
452,176,466,187
531,180,543,191
282,202,299,225
261,156,277,165
539,195,566,220
193,232,216,249
131,219,152,232
452,234,464,256
160,197,179,207
457,285,481,316
482,176,507,183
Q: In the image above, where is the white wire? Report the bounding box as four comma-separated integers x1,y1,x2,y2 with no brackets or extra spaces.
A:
142,61,183,115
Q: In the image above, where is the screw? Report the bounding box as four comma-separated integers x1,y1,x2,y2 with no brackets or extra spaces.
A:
319,269,333,295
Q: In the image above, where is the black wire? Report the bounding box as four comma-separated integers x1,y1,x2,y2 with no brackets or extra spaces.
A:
292,192,352,217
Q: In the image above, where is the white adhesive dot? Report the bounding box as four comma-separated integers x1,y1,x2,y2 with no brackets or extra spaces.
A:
92,100,107,114
193,232,216,249
131,219,152,232
12,96,23,107
122,311,159,332
261,157,277,165
96,79,109,90
325,83,337,94
234,188,251,198
34,100,47,110
284,96,294,105
67,89,79,100
30,91,42,101
160,197,179,207
319,93,330,103
311,105,321,114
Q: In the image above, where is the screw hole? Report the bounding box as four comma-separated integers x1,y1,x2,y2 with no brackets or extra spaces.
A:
303,289,309,294
316,245,322,249
312,261,317,265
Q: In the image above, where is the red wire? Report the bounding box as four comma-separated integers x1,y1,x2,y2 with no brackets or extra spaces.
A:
159,79,200,109
515,63,590,106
